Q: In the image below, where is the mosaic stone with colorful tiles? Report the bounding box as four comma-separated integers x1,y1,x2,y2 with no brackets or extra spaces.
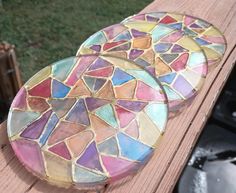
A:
77,22,208,113
7,55,168,189
122,12,226,70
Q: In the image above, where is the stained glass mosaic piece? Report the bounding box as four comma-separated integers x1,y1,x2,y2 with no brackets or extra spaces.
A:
11,87,27,110
28,97,50,113
48,142,72,160
11,139,45,176
77,141,104,172
77,18,208,114
52,79,70,98
8,55,168,189
117,132,153,161
101,155,139,181
28,78,52,98
98,137,119,156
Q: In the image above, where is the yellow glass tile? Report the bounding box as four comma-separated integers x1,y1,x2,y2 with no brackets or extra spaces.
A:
177,36,201,52
43,151,72,184
25,66,51,88
203,47,221,60
124,21,157,32
203,26,222,36
170,13,184,21
78,47,94,55
138,112,161,147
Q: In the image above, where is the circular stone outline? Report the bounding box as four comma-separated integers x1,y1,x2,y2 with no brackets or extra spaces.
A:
7,54,168,190
77,23,208,114
122,12,227,70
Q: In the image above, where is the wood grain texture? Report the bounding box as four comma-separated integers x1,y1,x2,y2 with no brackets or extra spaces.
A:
0,0,236,193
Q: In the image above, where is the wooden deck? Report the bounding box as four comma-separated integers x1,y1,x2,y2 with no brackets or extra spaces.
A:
0,0,236,192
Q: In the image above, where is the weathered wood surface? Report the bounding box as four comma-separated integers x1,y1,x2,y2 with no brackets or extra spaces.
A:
0,0,236,192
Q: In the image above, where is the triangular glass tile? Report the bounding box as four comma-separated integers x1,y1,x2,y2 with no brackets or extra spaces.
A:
68,79,91,97
136,81,164,101
159,15,177,24
90,115,116,143
95,104,118,128
117,132,153,161
117,100,147,112
28,78,51,98
171,44,188,53
101,155,138,178
84,76,96,91
76,141,103,172
88,57,112,71
52,79,70,98
95,80,115,100
48,142,71,160
98,137,119,156
65,99,90,126
94,78,106,92
112,68,135,86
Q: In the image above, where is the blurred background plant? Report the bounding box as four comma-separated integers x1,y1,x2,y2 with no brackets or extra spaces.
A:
0,0,152,82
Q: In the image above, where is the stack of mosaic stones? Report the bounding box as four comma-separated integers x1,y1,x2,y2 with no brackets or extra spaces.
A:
7,12,226,190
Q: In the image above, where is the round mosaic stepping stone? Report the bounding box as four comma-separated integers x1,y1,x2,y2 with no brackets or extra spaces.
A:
77,22,207,113
122,12,227,70
7,55,168,190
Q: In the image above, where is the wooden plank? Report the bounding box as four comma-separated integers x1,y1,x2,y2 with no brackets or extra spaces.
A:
0,0,235,193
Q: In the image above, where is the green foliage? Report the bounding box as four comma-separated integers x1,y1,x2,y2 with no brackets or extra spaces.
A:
0,0,152,82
